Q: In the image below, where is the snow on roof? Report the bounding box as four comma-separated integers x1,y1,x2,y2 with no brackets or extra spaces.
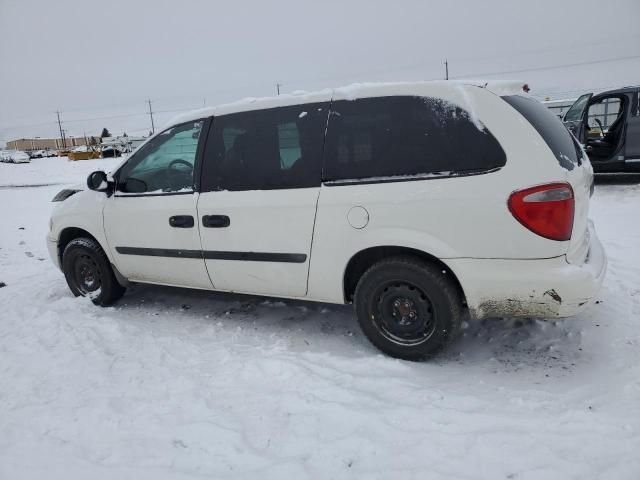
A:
168,79,529,127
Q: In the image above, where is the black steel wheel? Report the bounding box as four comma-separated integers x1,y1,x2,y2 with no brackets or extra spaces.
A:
62,237,126,306
71,252,102,295
354,256,463,360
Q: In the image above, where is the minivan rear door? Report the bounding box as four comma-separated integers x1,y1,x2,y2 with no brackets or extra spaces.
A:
563,145,593,265
563,93,593,142
503,95,592,265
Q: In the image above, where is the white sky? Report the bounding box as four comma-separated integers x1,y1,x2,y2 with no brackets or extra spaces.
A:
1,0,639,145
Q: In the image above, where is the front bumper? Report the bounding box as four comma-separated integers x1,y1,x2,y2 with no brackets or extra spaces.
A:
448,221,607,319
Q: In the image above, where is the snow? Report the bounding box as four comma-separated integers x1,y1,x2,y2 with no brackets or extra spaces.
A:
454,83,487,131
1,158,640,479
457,79,529,96
169,80,521,128
0,156,122,188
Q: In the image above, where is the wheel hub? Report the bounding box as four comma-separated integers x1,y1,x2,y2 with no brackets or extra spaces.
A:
73,254,101,294
374,283,435,345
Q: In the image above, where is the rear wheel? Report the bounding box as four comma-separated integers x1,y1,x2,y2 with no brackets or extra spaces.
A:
354,257,462,360
62,237,125,306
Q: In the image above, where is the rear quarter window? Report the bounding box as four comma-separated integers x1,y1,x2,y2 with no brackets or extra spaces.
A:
323,96,506,182
502,95,581,170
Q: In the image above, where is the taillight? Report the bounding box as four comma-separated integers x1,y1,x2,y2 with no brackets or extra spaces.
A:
508,183,574,241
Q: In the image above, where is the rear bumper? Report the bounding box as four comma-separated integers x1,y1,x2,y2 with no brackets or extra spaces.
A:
449,221,607,319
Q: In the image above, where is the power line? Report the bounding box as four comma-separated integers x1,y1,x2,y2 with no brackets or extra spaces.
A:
3,52,639,140
451,54,640,79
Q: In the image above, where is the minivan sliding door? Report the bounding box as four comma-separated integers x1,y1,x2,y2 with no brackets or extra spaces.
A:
197,102,330,297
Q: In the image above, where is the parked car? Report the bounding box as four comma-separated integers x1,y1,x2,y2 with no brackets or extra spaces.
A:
563,85,640,172
29,149,44,159
47,81,606,360
101,146,122,158
0,150,31,163
43,149,58,157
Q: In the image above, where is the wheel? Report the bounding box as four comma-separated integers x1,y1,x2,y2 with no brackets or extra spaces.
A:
62,237,126,306
354,256,463,360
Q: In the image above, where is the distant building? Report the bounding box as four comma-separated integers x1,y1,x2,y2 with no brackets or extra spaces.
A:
6,136,99,151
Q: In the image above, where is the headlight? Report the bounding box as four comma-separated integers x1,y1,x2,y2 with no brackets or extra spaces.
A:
52,189,81,202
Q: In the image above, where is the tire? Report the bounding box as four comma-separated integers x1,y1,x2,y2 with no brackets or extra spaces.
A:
354,256,463,361
62,237,126,306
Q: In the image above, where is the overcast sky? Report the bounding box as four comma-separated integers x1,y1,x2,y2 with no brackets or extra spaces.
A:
1,0,639,144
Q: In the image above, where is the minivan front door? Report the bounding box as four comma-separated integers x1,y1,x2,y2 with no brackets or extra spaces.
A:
197,102,330,297
103,120,213,290
563,92,593,141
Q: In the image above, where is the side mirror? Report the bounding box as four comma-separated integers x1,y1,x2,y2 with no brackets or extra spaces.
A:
87,170,108,192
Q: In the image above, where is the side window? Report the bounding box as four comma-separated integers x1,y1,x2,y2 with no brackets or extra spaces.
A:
323,96,506,181
563,93,592,122
117,120,204,193
586,97,622,131
201,103,328,191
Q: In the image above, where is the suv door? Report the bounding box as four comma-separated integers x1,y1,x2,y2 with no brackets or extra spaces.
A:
197,102,330,297
624,90,640,163
103,119,213,289
563,92,593,141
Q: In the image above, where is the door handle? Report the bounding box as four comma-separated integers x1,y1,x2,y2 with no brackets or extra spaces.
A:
169,215,194,228
202,215,230,228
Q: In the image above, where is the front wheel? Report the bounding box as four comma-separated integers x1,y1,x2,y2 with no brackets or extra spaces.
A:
354,257,463,360
62,237,126,306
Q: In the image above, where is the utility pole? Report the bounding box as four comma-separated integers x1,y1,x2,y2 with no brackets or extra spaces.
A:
444,59,449,80
147,99,155,134
56,111,66,148
276,83,282,96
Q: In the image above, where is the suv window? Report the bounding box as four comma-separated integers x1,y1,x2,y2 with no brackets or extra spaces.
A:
323,96,506,182
563,93,591,122
586,97,621,130
503,95,581,170
201,103,329,191
117,120,204,193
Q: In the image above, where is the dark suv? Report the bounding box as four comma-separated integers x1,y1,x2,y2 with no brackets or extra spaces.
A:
563,85,640,172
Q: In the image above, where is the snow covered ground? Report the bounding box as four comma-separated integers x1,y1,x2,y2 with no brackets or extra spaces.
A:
1,157,639,479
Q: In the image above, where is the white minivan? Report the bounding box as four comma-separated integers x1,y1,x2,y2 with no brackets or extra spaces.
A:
47,81,606,360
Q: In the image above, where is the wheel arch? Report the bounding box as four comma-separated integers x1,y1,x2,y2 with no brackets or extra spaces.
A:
57,227,103,266
342,246,467,306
